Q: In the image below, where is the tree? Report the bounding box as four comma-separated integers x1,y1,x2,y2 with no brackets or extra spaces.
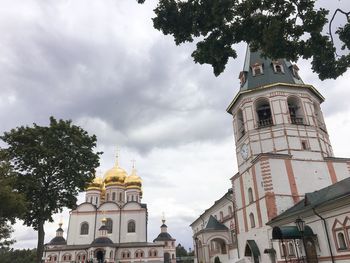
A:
176,243,188,257
0,248,36,263
0,149,26,248
138,0,350,80
1,117,102,263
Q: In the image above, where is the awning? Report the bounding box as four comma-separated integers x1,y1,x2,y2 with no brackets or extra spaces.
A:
272,225,315,240
245,240,260,263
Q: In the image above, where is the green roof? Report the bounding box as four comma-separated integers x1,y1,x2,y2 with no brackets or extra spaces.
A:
267,177,350,224
240,47,304,91
272,225,315,240
204,215,228,231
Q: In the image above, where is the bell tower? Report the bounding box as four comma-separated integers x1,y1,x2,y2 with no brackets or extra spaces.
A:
227,47,350,262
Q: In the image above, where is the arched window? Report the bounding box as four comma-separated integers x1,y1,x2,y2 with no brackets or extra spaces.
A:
228,206,233,216
80,222,89,235
248,187,254,203
291,64,300,79
249,213,255,228
236,109,245,139
106,193,110,201
112,192,116,201
128,220,136,233
338,232,347,249
280,243,287,257
135,250,144,258
62,254,72,261
220,211,224,221
288,96,304,125
288,242,295,256
106,218,113,234
122,250,130,258
272,61,284,73
255,98,273,128
252,63,263,76
119,192,122,201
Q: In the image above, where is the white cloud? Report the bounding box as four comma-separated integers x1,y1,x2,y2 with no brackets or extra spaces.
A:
3,0,350,253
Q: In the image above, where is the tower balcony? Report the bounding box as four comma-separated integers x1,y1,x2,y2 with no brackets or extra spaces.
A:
290,116,304,125
257,117,273,128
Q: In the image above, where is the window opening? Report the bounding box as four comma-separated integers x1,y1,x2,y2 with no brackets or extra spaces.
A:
256,99,273,127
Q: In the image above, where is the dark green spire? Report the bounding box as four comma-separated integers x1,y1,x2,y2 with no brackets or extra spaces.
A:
239,47,304,91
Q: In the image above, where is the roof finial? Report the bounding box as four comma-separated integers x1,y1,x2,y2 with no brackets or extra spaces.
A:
59,216,63,228
115,146,120,167
131,159,136,169
162,212,166,224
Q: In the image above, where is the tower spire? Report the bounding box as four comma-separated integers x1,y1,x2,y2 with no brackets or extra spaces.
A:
239,45,303,91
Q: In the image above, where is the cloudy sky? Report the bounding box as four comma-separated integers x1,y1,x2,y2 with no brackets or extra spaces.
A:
1,0,349,251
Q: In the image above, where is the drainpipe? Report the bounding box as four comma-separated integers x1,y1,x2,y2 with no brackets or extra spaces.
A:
93,206,97,240
312,208,335,263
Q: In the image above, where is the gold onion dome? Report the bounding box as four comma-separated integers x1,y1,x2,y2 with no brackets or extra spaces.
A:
104,160,127,186
125,168,142,189
87,176,103,191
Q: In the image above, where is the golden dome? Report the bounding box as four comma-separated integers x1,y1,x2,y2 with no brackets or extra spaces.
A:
125,168,142,189
87,176,103,191
104,162,127,186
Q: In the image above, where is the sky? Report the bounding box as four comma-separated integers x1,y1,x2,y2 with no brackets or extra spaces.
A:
1,0,349,251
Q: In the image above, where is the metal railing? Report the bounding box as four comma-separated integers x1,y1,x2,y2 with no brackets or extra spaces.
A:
257,118,273,128
291,116,304,125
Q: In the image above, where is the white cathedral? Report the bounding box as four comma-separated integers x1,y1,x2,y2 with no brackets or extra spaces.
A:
43,158,176,263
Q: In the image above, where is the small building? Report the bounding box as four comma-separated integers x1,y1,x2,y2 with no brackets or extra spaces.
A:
267,176,350,263
190,189,238,263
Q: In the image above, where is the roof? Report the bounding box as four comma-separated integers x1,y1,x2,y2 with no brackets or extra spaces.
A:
267,177,350,225
153,232,175,242
240,47,303,91
91,237,113,246
49,236,66,245
45,242,163,251
204,215,228,231
190,189,233,226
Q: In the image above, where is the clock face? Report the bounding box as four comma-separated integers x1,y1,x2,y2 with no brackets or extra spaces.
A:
240,144,249,160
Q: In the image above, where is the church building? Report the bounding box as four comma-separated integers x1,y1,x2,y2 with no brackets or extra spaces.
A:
43,156,177,263
226,47,350,262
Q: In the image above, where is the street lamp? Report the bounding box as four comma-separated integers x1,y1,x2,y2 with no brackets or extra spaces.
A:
295,217,307,262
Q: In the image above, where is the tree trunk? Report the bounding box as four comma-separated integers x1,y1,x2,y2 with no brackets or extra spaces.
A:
36,220,45,263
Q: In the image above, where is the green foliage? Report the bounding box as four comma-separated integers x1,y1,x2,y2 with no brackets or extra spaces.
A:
214,256,221,263
0,223,14,249
139,0,350,80
1,117,102,262
176,243,188,257
0,248,36,263
0,149,26,248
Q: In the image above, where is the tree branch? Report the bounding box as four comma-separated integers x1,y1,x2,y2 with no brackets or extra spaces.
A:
329,8,350,57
